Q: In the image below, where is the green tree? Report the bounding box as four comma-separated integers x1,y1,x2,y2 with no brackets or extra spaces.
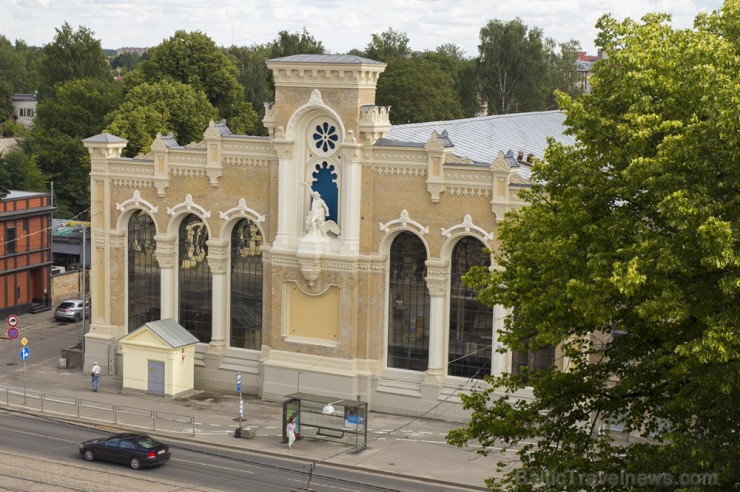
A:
448,4,739,491
477,18,549,114
110,51,146,73
105,80,217,157
0,148,46,191
130,30,258,134
25,78,122,216
364,27,411,62
268,28,324,58
37,23,110,100
423,44,481,117
376,55,464,124
0,35,42,94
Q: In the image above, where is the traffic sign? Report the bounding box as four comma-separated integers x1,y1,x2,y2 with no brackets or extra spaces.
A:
239,397,244,417
7,327,18,339
236,372,242,392
19,347,30,360
21,337,28,346
7,315,19,327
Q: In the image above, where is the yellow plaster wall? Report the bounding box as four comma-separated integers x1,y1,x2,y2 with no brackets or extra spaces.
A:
287,283,340,342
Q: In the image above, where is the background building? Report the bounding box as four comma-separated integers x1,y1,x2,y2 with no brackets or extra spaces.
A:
0,186,54,317
83,55,573,419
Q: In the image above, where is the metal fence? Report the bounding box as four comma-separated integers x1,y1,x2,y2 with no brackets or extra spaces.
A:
0,385,195,436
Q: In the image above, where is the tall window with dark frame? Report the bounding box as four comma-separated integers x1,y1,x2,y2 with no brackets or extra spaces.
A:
387,232,430,371
230,218,263,350
6,226,16,254
127,210,160,332
448,237,493,378
178,214,212,343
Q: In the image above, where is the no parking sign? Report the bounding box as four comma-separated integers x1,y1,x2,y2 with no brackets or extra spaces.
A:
7,327,18,339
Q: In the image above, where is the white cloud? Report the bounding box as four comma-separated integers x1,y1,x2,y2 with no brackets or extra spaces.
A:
0,0,723,56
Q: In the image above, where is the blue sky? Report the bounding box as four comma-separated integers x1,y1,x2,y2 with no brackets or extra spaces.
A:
0,0,724,56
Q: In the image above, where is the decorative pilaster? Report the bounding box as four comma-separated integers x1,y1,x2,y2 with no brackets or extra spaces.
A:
154,234,177,320
340,132,362,255
272,129,295,249
206,239,229,353
424,260,449,383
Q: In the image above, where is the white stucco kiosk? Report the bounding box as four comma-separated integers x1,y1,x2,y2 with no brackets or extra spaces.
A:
119,319,199,398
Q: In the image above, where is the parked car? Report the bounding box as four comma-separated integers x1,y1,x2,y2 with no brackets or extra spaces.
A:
54,299,89,322
79,433,171,469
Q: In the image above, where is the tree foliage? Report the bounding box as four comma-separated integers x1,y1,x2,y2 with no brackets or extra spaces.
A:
0,35,41,95
422,44,481,117
0,147,46,191
477,18,580,114
364,27,411,62
37,23,110,100
105,80,217,157
449,4,739,490
25,78,122,217
129,30,259,134
268,28,324,58
376,55,464,124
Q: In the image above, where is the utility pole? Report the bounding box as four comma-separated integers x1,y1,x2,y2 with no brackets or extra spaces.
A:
80,225,86,366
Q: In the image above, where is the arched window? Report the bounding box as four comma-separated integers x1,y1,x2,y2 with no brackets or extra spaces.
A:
127,210,160,332
448,237,492,378
230,218,263,350
178,214,211,342
387,232,429,371
310,161,338,224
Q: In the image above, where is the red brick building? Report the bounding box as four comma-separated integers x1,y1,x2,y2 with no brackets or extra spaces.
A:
0,186,55,317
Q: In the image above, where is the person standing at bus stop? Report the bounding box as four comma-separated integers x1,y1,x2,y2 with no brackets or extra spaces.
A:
91,362,101,392
286,417,296,450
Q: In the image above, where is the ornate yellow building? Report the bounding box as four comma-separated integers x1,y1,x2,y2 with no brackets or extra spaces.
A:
82,55,572,419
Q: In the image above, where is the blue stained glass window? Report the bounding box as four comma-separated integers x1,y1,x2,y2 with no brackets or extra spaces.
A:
311,161,338,224
313,122,338,153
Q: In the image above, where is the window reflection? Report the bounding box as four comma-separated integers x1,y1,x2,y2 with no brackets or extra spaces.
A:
178,214,211,342
387,232,429,371
230,218,263,349
128,210,160,332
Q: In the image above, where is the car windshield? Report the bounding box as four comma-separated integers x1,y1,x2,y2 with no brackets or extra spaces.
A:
135,436,161,449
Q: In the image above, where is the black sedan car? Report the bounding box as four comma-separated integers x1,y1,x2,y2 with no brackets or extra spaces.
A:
79,433,171,469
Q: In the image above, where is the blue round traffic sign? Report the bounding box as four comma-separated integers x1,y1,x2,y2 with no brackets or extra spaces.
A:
7,327,18,339
19,346,30,360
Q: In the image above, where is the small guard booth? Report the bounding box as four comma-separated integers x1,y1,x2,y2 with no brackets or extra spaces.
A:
118,319,199,398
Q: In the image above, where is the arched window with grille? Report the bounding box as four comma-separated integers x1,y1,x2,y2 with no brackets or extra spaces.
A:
127,210,160,332
448,236,492,378
387,232,429,371
178,214,211,342
230,218,263,350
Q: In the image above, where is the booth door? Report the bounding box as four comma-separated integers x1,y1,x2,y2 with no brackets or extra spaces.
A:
147,360,165,395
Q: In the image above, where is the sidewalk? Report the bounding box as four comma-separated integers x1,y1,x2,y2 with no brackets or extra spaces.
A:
1,316,502,490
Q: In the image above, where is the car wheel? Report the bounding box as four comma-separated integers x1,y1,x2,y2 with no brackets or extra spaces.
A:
74,314,81,323
130,457,141,470
83,449,95,461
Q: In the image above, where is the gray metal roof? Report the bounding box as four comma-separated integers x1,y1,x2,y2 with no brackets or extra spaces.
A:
384,110,575,165
269,54,384,65
130,318,199,348
82,133,127,144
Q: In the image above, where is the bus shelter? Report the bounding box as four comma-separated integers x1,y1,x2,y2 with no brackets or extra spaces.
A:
282,392,368,452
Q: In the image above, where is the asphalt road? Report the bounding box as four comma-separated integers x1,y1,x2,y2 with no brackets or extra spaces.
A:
0,411,473,491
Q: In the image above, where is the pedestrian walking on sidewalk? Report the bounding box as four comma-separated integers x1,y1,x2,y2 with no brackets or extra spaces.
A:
286,417,296,450
91,362,101,392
